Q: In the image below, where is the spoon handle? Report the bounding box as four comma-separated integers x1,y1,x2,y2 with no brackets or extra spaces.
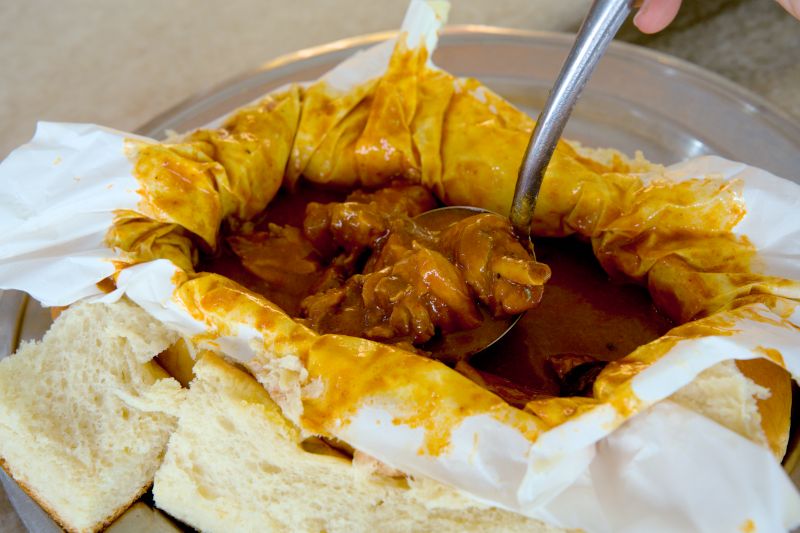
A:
510,0,636,238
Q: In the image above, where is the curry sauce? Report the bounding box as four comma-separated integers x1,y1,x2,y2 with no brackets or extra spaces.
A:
198,181,673,404
473,237,673,397
201,181,548,345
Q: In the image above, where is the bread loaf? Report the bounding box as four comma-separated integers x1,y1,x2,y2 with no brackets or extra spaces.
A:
0,299,184,533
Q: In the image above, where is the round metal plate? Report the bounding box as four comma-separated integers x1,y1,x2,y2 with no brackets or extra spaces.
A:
3,26,800,532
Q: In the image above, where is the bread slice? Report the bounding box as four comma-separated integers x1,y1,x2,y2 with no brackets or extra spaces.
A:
153,353,566,533
671,358,792,459
0,299,184,533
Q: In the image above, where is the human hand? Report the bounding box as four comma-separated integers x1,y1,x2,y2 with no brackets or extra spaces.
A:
775,0,800,19
633,0,800,34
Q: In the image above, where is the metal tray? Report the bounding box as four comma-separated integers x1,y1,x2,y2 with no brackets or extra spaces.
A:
2,26,800,532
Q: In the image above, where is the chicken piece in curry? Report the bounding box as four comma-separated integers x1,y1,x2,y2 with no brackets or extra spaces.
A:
228,182,549,348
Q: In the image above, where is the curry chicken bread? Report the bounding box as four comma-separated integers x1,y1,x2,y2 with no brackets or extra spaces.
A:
0,0,798,532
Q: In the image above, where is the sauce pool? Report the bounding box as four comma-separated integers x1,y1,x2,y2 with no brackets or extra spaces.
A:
472,237,673,395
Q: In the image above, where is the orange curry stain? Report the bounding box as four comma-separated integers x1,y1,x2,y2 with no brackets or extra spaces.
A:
740,519,756,533
173,274,545,455
95,277,116,294
302,334,545,455
127,140,223,248
755,346,785,367
525,397,598,429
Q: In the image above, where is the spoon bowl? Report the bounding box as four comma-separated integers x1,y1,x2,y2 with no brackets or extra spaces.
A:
413,206,524,362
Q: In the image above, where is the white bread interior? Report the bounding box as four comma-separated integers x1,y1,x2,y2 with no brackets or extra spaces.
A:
671,358,792,459
672,360,769,445
0,299,184,533
153,353,567,533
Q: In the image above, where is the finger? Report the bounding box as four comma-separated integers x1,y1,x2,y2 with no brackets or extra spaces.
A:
633,0,683,34
776,0,800,19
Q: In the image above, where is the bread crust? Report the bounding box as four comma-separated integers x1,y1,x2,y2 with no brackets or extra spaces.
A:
1,456,151,533
736,358,793,459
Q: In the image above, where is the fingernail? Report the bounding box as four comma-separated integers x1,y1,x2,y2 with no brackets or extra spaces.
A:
632,0,653,31
633,0,682,34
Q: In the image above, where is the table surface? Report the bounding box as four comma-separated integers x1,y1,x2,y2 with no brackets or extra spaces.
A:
1,0,798,530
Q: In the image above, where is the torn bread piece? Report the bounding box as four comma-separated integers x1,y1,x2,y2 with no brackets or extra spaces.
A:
153,353,566,533
672,358,792,460
0,299,184,533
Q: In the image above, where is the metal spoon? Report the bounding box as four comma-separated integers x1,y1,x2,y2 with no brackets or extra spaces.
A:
416,0,637,360
510,0,637,240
